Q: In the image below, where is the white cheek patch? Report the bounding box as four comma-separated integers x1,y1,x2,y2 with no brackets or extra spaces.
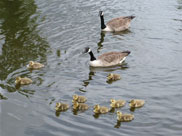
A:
101,12,104,16
88,48,91,53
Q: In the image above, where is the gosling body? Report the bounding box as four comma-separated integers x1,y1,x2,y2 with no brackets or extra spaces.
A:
15,77,33,85
55,102,69,111
117,111,134,122
107,73,121,81
27,61,44,69
110,99,126,108
73,101,89,111
129,99,145,108
72,95,87,103
93,105,109,114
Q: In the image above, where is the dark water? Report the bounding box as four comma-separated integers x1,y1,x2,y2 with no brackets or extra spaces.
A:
0,0,182,136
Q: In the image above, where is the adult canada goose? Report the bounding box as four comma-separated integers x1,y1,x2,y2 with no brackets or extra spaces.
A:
99,11,135,32
84,47,130,67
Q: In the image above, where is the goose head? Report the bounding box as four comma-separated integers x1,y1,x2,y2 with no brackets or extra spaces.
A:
99,11,104,17
29,61,34,66
83,47,91,54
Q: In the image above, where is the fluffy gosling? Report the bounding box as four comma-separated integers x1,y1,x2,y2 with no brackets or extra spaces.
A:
117,111,134,122
72,95,87,103
129,99,145,108
93,104,109,114
15,76,33,85
27,61,44,69
107,73,121,82
110,99,126,108
73,101,89,111
55,102,69,111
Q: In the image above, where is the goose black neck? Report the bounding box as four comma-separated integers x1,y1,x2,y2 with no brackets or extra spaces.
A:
89,51,96,61
100,16,106,29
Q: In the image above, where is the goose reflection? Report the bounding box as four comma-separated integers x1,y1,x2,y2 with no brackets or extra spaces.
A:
97,32,105,53
81,70,95,89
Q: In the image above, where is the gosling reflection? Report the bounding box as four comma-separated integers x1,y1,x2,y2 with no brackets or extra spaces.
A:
114,121,121,128
97,32,105,53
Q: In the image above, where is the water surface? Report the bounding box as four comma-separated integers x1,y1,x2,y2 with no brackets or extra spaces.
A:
0,0,182,136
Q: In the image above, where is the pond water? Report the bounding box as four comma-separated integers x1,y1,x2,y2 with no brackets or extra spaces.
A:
0,0,182,136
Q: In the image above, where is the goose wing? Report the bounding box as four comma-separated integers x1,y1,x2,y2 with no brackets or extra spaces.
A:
98,51,130,64
107,16,135,31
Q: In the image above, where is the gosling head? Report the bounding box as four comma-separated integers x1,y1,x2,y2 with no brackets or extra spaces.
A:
73,95,78,101
117,111,122,116
110,99,116,103
15,76,21,84
55,103,61,110
73,101,79,109
94,104,100,110
29,61,34,66
107,73,114,80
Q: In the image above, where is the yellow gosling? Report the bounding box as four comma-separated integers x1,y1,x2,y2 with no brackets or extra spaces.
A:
73,101,89,111
27,61,44,69
55,102,69,111
15,76,32,85
72,95,87,103
129,99,145,108
93,104,109,114
117,111,134,122
110,99,126,108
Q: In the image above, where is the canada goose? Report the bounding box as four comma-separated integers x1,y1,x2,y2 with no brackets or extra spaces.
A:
55,102,69,111
107,73,121,82
27,61,44,69
72,95,87,103
73,101,89,111
117,111,134,122
84,47,130,67
129,99,145,108
99,11,135,32
110,99,126,108
15,77,33,85
93,104,109,114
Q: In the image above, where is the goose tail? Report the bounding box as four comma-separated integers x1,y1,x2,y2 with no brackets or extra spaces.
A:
121,51,131,56
124,16,135,20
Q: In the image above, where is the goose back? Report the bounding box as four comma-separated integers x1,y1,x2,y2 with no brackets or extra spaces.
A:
97,51,130,67
107,16,135,31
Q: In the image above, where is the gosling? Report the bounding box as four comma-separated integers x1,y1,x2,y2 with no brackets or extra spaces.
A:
93,104,109,114
72,95,87,103
15,76,33,85
55,102,69,111
110,99,126,108
27,61,44,69
129,99,145,108
107,73,121,82
73,101,89,111
117,111,134,122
